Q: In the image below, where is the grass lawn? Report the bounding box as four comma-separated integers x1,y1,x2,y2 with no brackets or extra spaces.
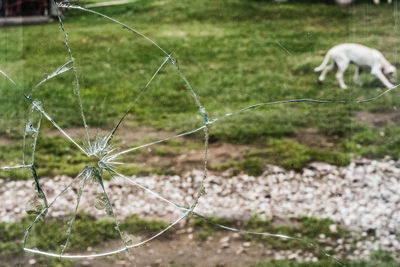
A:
1,0,400,175
1,2,399,265
1,213,399,266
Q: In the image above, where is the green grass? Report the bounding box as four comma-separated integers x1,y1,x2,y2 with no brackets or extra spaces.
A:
1,0,400,176
0,212,168,257
1,213,398,266
191,216,399,266
251,250,400,267
0,213,168,266
191,215,350,254
191,216,237,241
0,134,182,179
243,215,350,252
211,138,350,173
1,214,348,258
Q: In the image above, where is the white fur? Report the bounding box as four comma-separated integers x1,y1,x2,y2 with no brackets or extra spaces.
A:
336,0,392,5
314,43,396,89
373,0,392,4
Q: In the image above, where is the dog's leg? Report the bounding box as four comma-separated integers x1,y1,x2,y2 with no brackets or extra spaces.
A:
354,67,362,85
372,68,394,88
335,60,349,89
318,63,335,83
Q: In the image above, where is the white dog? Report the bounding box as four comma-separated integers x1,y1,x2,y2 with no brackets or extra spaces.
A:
336,0,392,5
314,43,396,89
374,0,392,4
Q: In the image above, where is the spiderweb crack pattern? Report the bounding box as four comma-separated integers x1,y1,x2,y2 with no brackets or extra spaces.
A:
0,2,399,265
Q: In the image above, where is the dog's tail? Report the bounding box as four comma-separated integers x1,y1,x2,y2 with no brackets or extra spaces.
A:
314,51,331,72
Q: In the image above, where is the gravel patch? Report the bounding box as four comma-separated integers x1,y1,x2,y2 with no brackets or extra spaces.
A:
1,157,399,259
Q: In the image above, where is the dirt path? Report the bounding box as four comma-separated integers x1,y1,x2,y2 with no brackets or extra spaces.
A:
71,232,316,267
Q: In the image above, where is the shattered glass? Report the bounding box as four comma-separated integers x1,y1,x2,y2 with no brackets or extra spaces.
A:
0,0,399,265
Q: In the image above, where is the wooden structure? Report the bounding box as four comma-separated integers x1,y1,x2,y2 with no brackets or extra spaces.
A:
0,0,51,17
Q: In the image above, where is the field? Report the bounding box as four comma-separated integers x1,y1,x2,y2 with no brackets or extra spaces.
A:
0,0,400,266
1,0,400,176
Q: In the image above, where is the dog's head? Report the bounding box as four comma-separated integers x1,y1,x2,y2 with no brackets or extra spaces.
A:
383,65,397,84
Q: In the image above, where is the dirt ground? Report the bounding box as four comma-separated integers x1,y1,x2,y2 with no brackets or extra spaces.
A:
40,109,400,177
15,226,316,267
355,110,400,128
75,233,275,267
45,125,259,175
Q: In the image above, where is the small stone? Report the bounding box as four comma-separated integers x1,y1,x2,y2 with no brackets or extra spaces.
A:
219,236,230,243
232,233,241,239
222,168,235,177
329,224,338,233
28,259,36,265
236,247,245,255
176,229,186,235
220,242,230,249
303,169,315,177
242,242,251,247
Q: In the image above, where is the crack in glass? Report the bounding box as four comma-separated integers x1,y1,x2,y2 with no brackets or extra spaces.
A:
1,1,399,265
